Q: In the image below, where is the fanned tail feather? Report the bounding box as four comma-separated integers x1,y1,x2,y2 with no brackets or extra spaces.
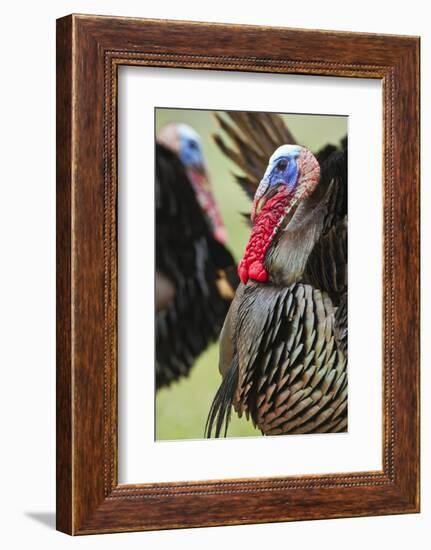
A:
205,357,239,438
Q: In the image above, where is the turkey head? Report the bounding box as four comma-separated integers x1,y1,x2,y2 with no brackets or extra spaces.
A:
158,122,227,244
238,145,320,285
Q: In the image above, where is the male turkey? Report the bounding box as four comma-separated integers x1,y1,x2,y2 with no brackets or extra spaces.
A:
155,123,238,389
206,112,347,437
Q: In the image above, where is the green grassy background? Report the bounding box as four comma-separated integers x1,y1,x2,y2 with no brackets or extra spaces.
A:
155,108,347,440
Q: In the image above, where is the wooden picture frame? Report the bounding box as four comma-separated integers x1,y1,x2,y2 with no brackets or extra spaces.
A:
56,14,420,535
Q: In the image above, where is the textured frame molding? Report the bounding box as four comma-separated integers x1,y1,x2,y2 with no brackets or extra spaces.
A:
57,14,420,534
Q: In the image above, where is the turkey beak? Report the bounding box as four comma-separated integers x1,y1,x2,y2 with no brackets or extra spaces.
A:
192,162,206,177
252,193,267,223
188,164,210,191
251,176,270,224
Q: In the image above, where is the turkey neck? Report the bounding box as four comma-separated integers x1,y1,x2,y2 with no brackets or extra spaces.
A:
186,167,227,244
265,193,327,286
239,184,329,288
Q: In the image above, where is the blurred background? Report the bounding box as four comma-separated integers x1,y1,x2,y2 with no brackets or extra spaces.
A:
155,108,347,440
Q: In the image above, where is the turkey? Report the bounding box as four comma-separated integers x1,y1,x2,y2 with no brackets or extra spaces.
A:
206,112,347,437
155,123,238,389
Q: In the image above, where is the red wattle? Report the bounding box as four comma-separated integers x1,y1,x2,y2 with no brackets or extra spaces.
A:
249,261,269,282
238,260,249,284
238,188,291,284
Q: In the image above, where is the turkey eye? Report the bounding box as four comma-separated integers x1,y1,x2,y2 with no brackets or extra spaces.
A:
277,160,287,171
189,140,198,149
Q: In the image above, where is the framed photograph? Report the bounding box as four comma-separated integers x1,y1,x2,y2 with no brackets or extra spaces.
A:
56,14,420,535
